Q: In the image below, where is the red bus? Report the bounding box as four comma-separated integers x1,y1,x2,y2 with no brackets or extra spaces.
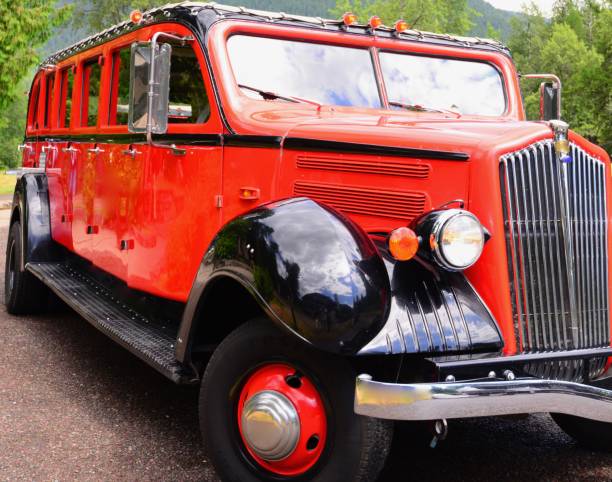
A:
7,3,612,480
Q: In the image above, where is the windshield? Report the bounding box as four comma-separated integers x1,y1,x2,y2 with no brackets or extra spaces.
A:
227,35,381,108
380,52,505,116
226,35,506,116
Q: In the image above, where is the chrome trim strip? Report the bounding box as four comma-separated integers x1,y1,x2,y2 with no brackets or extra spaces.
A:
354,374,612,422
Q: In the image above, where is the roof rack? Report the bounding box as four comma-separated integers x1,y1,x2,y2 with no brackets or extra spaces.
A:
39,1,510,68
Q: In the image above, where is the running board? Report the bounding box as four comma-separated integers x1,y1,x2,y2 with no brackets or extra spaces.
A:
27,262,197,384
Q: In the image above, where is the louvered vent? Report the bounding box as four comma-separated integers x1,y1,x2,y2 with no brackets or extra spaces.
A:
296,155,430,178
294,181,426,220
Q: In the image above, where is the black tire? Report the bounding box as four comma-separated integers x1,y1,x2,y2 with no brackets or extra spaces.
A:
199,318,393,482
552,413,612,452
4,222,48,315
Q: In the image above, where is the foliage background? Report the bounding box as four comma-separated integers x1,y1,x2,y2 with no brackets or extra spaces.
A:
0,0,609,168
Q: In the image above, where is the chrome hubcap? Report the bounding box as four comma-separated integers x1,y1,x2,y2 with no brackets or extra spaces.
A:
241,390,300,461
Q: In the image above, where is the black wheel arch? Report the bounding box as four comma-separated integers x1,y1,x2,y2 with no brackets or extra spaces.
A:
10,173,59,270
176,197,391,364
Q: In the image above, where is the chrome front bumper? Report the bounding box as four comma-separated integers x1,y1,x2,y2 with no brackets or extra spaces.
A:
354,374,612,423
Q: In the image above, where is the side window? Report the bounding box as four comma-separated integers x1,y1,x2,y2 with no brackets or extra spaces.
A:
109,47,131,125
58,66,75,128
28,79,41,130
81,58,102,127
44,73,55,128
168,45,210,124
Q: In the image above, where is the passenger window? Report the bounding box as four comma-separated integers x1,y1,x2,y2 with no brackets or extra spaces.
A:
58,67,74,128
109,48,131,125
81,58,102,127
168,45,210,124
44,73,55,128
28,80,41,130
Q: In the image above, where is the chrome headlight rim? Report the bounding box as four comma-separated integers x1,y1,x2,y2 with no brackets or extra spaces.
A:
430,209,485,271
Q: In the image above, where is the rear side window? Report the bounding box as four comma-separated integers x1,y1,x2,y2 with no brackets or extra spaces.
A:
81,58,102,127
58,66,74,128
44,73,55,128
109,48,131,125
28,79,41,130
168,45,210,124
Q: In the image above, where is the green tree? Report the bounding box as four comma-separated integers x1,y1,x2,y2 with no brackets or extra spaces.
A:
331,0,475,34
72,0,158,33
486,22,501,40
540,24,604,138
0,0,70,111
511,1,611,151
0,81,28,168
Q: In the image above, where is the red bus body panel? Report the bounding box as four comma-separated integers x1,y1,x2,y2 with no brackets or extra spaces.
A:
22,18,612,352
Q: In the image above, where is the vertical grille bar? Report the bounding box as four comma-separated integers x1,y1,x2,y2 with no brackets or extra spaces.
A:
500,141,610,377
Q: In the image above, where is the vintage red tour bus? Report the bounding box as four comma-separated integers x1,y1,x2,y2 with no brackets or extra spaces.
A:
7,2,612,480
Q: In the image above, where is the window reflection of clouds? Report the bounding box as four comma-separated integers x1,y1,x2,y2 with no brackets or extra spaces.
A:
227,35,381,108
380,53,505,115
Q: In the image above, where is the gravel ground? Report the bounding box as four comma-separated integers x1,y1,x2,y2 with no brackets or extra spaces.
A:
0,210,610,481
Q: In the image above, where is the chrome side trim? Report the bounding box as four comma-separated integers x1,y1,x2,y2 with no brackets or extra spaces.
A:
354,374,612,423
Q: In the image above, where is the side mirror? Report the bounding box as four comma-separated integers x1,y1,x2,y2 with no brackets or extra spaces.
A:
520,73,562,121
539,82,560,121
128,42,172,135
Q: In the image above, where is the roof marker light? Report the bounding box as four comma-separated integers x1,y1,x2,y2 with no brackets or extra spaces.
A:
369,16,383,29
394,20,410,33
130,10,143,24
342,12,358,26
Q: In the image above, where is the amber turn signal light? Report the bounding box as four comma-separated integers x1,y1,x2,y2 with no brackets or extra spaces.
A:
342,12,358,26
389,227,419,261
369,16,383,29
130,10,143,24
394,20,410,33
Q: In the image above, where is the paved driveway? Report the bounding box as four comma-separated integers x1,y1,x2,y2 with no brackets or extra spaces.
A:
0,209,610,481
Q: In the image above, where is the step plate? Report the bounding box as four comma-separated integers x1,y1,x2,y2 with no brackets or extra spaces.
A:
27,262,195,384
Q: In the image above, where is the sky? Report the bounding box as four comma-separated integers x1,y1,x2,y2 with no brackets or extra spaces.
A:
485,0,556,16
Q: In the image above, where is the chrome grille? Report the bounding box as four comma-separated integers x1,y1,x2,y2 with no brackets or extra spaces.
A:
500,141,610,363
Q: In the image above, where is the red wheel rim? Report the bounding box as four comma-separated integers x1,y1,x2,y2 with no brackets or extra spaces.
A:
237,363,328,477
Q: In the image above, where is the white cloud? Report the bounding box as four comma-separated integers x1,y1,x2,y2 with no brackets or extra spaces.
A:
484,0,556,16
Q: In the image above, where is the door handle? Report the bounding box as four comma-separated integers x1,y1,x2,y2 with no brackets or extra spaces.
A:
17,144,32,153
87,147,105,155
62,147,78,153
169,144,186,156
42,145,57,152
122,147,142,158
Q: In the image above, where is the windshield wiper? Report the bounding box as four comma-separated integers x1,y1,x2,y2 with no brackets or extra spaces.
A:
389,101,460,116
238,84,322,107
238,84,299,103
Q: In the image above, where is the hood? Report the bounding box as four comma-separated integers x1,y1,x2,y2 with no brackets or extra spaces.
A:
282,114,554,161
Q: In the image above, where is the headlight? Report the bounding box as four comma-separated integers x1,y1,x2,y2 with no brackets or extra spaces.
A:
429,210,485,270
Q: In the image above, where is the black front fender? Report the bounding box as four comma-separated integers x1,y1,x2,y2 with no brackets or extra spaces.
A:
10,173,58,269
176,198,391,359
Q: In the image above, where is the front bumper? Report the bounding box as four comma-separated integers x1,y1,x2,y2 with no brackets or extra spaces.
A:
354,374,612,423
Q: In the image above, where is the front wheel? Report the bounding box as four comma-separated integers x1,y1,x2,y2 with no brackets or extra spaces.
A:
552,413,612,452
4,221,48,315
199,319,393,482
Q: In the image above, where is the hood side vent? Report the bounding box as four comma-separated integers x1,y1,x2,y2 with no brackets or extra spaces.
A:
297,155,430,179
294,181,426,220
